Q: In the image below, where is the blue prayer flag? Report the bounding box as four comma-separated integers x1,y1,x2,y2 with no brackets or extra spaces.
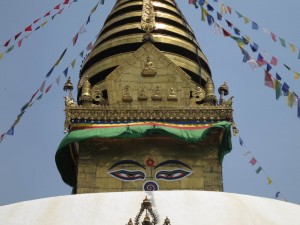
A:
250,43,258,52
282,83,289,96
275,192,280,199
239,137,243,146
233,27,240,35
217,12,222,21
276,73,281,80
7,127,14,136
63,67,69,77
252,21,259,30
266,64,272,72
46,66,55,78
207,4,214,12
207,14,214,26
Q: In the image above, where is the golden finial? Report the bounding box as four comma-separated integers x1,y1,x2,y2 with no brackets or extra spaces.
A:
63,76,74,100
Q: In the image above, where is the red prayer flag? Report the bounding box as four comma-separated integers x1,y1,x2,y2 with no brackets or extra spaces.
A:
3,39,11,47
264,71,274,89
222,28,231,37
72,33,79,46
270,56,278,66
18,39,23,47
63,0,70,4
25,25,32,32
45,84,52,94
249,157,257,165
14,32,22,40
33,18,41,24
40,80,46,92
270,32,277,42
44,11,51,17
54,4,60,10
227,6,232,14
86,42,93,51
58,9,64,14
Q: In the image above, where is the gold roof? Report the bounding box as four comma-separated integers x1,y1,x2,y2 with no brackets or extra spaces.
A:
79,0,212,92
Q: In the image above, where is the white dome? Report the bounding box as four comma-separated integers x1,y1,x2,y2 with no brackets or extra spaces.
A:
0,191,299,225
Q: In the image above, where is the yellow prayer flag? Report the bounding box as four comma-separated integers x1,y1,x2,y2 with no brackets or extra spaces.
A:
243,16,250,24
41,20,48,27
201,7,208,21
267,176,272,185
0,52,3,60
289,43,297,53
294,72,300,80
287,91,296,107
71,59,76,68
221,4,228,14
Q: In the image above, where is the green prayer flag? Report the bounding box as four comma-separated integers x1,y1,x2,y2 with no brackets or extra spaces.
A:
279,37,286,47
255,166,262,174
274,79,282,100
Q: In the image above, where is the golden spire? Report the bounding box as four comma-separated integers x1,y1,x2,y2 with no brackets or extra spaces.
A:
141,0,156,33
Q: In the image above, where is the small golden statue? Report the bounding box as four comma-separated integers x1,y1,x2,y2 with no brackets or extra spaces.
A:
190,86,205,105
141,57,157,77
151,86,162,101
122,85,133,102
138,87,148,101
167,87,178,101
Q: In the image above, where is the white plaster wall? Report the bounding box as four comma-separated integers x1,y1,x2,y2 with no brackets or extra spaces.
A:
0,191,299,225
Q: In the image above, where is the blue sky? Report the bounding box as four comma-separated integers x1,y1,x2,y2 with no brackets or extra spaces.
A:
0,0,299,205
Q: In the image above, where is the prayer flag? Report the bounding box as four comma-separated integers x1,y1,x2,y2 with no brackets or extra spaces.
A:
294,72,300,80
58,9,64,14
257,54,267,66
252,21,258,30
282,83,289,96
21,102,30,112
289,43,297,53
18,39,23,47
247,59,259,69
233,27,240,35
276,73,281,80
79,25,87,34
217,12,222,21
40,80,46,92
207,4,214,12
270,32,277,42
63,67,69,77
72,33,79,46
52,14,57,20
275,192,281,199
279,37,286,47
44,11,51,17
7,127,14,136
71,59,76,68
0,133,5,143
198,0,204,6
213,22,223,35
41,21,48,27
100,0,105,4
201,7,208,21
239,137,243,146
283,64,290,70
270,56,278,66
231,36,244,48
267,176,272,185
46,66,55,78
55,48,67,66
207,14,214,26
222,28,231,37
0,52,3,60
79,51,84,58
14,32,22,40
33,18,40,24
4,39,11,47
235,11,243,18
243,151,250,156
266,64,272,72
37,93,43,100
63,0,70,4
256,166,262,174
5,45,14,53
227,6,232,14
30,89,39,102
91,2,99,13
243,16,250,24
264,71,274,88
25,25,32,32
45,84,52,94
221,4,228,14
249,157,257,165
287,91,296,107
242,36,250,45
298,49,300,59
250,43,258,52
86,42,93,51
54,4,60,10
225,20,233,27
274,79,282,100
86,15,91,25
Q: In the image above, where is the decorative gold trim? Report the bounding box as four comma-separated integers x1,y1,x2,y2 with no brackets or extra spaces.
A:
141,0,156,33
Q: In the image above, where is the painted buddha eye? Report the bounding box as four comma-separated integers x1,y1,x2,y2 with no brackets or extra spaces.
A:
108,170,146,181
155,169,192,181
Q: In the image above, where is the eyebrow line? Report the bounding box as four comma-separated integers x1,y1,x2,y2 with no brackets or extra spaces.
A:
109,160,146,170
154,160,192,170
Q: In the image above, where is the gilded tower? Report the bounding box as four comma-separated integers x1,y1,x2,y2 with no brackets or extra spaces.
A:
56,0,235,194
